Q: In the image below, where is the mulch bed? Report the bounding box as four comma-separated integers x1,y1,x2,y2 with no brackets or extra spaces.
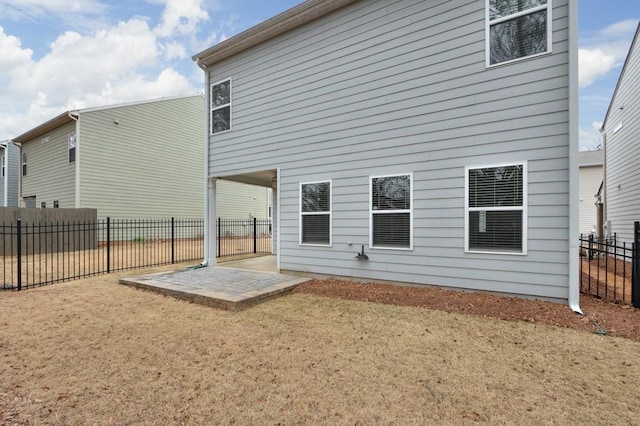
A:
293,279,640,341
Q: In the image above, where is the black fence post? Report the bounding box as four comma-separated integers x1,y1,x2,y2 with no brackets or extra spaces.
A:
106,217,111,274
217,217,221,258
16,219,22,291
171,217,175,264
253,217,257,254
633,222,640,308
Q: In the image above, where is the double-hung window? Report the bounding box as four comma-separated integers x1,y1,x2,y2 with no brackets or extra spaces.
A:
1,155,5,178
466,163,527,254
68,132,76,163
22,152,27,176
487,0,552,66
210,79,231,134
370,174,412,249
300,181,331,246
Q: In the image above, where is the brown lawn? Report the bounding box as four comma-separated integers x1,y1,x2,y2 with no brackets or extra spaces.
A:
1,266,639,425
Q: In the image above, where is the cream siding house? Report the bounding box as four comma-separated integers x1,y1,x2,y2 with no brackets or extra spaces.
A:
12,95,268,219
578,150,603,236
601,22,640,244
194,0,580,308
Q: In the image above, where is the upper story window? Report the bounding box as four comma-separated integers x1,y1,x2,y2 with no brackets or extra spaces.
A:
1,155,5,178
300,181,332,246
465,163,527,254
210,79,231,134
68,132,76,163
487,0,551,66
22,152,27,176
370,174,412,250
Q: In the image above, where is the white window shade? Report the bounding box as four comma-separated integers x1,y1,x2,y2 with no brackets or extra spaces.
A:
371,174,412,249
466,164,526,253
300,181,331,245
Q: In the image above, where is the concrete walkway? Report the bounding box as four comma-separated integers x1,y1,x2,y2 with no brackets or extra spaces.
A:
119,256,310,311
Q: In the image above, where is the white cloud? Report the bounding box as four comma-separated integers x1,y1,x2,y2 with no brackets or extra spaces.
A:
154,0,210,37
0,26,32,78
579,48,616,87
579,18,639,88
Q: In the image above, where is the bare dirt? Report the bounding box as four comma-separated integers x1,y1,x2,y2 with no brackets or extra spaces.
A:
294,279,640,342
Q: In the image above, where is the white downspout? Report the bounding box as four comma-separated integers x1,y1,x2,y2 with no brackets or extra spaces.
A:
568,0,582,314
196,58,211,266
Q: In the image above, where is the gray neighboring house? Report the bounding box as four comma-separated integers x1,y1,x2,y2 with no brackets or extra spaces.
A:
578,150,603,236
194,0,580,308
1,140,20,207
601,22,640,244
12,94,268,219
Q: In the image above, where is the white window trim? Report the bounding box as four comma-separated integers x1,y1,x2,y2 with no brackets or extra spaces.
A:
1,154,5,178
369,172,413,251
464,161,528,255
485,0,553,68
209,77,232,135
68,131,76,163
299,180,332,247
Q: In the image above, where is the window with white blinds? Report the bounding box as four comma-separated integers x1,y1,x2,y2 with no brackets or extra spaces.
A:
487,0,551,66
370,174,412,249
466,163,527,254
300,181,331,246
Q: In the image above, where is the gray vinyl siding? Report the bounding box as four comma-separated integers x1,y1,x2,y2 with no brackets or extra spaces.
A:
206,0,571,299
21,121,76,208
603,29,640,244
1,142,20,206
78,96,204,219
216,180,270,218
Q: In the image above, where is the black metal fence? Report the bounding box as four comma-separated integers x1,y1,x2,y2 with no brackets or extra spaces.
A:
216,217,272,258
579,227,639,308
1,217,273,291
1,218,204,291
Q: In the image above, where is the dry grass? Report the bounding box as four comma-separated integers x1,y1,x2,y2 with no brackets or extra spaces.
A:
1,268,639,425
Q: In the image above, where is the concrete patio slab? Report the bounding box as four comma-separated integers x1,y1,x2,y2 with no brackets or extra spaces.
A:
119,257,309,311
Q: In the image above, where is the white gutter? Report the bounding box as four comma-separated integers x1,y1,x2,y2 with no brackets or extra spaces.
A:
568,0,582,314
196,58,210,266
68,112,80,208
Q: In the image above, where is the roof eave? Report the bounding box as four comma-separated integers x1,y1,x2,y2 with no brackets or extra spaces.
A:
192,0,359,67
13,111,75,143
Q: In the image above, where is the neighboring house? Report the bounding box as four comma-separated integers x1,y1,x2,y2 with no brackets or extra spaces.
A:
578,150,603,236
1,140,20,207
194,0,580,307
600,22,640,244
12,95,268,219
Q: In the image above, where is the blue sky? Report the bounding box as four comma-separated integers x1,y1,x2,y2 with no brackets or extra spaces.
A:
0,0,638,150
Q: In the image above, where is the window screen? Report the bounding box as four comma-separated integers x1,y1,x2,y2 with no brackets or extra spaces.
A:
300,181,331,245
488,0,550,65
371,174,411,249
467,164,525,253
210,79,231,134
